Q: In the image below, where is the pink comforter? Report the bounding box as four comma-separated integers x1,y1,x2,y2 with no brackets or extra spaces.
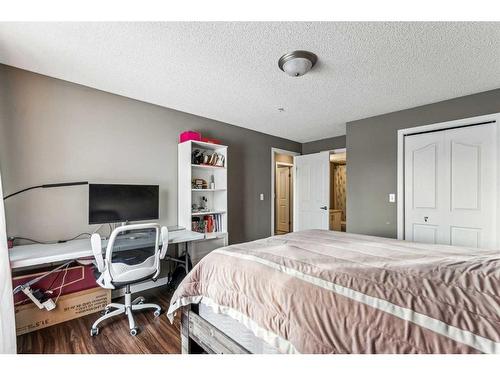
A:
168,230,500,354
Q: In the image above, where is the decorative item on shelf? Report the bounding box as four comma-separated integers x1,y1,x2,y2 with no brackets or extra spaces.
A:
201,137,221,144
214,154,225,167
192,178,208,189
200,196,208,210
204,215,214,233
191,213,223,234
191,149,204,165
180,130,202,143
191,149,225,168
210,175,215,190
191,196,210,214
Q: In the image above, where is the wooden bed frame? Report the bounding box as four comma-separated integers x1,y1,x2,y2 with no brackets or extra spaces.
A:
180,305,250,354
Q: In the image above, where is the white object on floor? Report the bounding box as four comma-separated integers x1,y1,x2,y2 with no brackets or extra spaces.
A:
294,151,330,231
404,122,497,248
90,223,167,337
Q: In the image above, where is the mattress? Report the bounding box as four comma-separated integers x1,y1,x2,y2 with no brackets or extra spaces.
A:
199,301,280,354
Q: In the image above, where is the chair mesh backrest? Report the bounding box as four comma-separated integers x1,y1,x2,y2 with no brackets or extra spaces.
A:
106,224,161,269
111,245,157,266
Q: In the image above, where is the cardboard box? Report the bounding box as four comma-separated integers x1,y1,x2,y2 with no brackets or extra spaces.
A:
13,264,98,306
15,287,110,336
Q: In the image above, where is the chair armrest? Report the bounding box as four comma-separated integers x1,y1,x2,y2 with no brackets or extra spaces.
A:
91,233,105,272
160,226,169,259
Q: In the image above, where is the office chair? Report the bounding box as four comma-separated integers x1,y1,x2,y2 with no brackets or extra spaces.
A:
89,223,168,337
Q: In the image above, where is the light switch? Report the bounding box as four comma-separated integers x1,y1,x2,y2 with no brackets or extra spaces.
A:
389,193,396,203
260,193,264,201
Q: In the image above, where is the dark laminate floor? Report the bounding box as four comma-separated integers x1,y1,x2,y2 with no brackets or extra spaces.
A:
17,288,181,354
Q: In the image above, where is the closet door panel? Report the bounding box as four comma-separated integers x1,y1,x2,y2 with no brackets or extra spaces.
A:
404,132,446,243
412,144,437,209
412,224,438,244
445,123,497,249
450,142,480,210
450,226,481,248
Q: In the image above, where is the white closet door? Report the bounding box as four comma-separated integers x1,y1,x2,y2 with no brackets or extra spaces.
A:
404,131,447,244
404,123,497,248
445,124,497,248
294,152,330,231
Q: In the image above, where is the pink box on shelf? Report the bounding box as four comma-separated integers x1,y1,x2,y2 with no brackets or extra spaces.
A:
180,131,202,143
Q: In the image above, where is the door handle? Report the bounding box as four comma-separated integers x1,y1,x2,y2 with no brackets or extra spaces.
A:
320,206,328,210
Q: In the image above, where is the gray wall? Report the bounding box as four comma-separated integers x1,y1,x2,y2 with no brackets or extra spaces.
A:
301,135,346,154
346,88,500,238
0,64,301,245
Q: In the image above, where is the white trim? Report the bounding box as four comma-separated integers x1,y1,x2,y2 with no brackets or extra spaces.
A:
397,112,500,241
330,147,346,154
271,148,300,236
215,249,500,354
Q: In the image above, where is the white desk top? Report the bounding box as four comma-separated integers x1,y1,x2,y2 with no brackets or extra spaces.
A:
9,229,205,269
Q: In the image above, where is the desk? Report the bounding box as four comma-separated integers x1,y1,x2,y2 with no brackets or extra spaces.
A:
9,228,205,270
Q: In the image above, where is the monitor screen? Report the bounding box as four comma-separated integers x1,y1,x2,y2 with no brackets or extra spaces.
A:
88,184,159,224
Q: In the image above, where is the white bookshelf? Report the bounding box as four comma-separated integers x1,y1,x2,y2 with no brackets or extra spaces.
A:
178,140,228,264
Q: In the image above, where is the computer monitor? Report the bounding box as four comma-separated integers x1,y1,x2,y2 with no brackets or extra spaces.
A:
88,184,159,224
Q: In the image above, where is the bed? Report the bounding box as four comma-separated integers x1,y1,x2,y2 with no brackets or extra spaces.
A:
167,230,500,354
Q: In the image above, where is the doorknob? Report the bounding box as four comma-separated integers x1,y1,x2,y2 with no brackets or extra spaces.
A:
320,206,328,210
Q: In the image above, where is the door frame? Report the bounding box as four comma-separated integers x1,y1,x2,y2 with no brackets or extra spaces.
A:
271,148,301,236
275,162,293,234
396,112,500,241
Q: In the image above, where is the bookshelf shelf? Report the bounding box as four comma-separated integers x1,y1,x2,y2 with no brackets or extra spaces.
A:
191,164,226,170
191,210,226,216
179,140,228,265
191,188,227,192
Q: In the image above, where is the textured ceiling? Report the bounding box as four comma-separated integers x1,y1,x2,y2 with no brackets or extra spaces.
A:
0,22,499,142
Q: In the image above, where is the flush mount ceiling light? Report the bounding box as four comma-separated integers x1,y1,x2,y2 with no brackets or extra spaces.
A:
278,50,318,77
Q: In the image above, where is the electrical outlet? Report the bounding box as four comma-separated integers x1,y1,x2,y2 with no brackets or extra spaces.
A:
389,193,396,203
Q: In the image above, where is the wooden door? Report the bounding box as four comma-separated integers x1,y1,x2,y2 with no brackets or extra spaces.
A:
294,152,330,231
276,166,291,233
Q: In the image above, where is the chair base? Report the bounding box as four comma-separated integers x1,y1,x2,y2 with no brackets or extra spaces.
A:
90,287,161,337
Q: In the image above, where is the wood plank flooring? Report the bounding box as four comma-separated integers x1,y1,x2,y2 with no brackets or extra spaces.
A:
17,288,181,354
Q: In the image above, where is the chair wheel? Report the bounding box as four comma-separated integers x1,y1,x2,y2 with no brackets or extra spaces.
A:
90,328,99,337
154,309,161,317
130,328,139,336
134,297,145,305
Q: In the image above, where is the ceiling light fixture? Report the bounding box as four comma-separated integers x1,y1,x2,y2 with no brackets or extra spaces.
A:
278,50,317,77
